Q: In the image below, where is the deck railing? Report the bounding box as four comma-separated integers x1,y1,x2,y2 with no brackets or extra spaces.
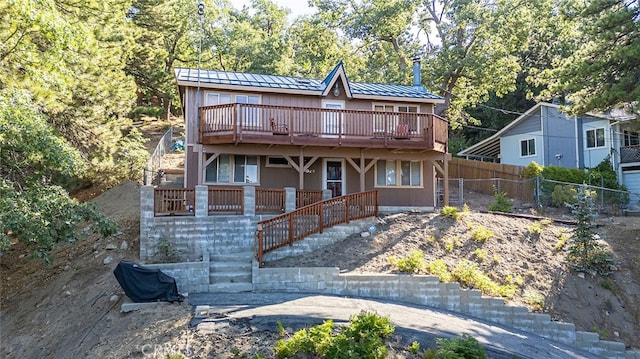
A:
621,145,640,163
208,187,244,214
154,188,195,216
296,189,324,208
256,188,286,213
199,104,448,150
255,190,379,267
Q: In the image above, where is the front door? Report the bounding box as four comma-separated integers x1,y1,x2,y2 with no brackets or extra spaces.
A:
324,159,345,197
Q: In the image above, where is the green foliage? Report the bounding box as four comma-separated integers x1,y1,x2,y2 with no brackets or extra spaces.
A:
441,206,462,220
0,180,117,261
275,311,394,359
522,161,544,178
129,106,166,119
389,250,426,273
408,341,420,354
523,291,545,311
543,165,587,184
471,226,493,242
599,278,618,295
473,248,488,262
424,334,487,359
555,232,570,251
528,221,544,236
487,191,512,213
428,260,453,282
566,185,615,275
453,260,517,298
551,185,578,207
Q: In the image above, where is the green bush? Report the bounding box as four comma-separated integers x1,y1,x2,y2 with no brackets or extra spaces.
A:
128,106,166,119
471,226,493,242
440,206,461,220
428,259,453,282
522,161,543,178
487,191,512,213
453,260,517,298
424,334,487,359
390,250,426,273
275,311,394,359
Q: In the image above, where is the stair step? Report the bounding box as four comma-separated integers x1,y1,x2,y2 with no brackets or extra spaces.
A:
210,252,254,261
208,282,253,293
210,262,252,272
210,272,252,283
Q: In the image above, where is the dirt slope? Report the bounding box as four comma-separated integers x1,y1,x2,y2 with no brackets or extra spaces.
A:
2,182,640,358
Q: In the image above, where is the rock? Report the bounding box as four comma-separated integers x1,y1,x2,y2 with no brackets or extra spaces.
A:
64,291,72,296
64,265,71,271
577,272,585,279
105,243,117,250
103,256,113,265
120,241,128,250
614,331,619,337
110,295,120,302
113,231,124,237
360,232,370,238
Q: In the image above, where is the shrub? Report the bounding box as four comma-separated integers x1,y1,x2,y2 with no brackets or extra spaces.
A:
487,191,512,213
453,260,517,298
599,278,618,295
428,259,453,282
440,205,462,220
424,334,487,359
524,291,545,311
522,161,543,178
567,185,615,275
551,185,578,207
390,250,426,273
473,248,488,262
407,341,420,354
471,226,493,242
528,221,543,236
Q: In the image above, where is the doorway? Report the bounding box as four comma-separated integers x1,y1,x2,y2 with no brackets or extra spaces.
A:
324,159,345,197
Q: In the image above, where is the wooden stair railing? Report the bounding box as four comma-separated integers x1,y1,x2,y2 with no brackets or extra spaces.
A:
255,190,378,267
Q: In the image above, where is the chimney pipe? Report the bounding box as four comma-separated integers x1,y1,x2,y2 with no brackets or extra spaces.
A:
413,57,421,87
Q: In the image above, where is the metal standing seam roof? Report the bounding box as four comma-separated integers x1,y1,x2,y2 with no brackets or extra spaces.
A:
174,66,443,100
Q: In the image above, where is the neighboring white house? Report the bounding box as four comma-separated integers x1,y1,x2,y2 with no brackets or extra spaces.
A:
458,102,640,208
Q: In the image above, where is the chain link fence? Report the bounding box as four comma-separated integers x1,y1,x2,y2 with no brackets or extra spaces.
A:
438,176,636,216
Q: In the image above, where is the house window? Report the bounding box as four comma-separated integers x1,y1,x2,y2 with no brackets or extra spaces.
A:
586,128,605,148
373,104,420,133
205,93,232,106
376,160,422,187
205,154,258,184
236,94,260,128
520,138,536,157
266,156,291,168
623,130,640,147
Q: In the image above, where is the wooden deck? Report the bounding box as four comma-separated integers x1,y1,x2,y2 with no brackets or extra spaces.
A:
199,104,448,153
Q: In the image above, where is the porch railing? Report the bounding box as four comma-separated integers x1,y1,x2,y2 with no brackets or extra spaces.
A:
621,145,640,163
154,188,195,216
256,188,286,213
296,189,324,208
208,187,244,214
199,103,448,149
255,190,379,267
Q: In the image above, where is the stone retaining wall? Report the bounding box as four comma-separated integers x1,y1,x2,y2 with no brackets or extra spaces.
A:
253,264,639,359
144,257,209,294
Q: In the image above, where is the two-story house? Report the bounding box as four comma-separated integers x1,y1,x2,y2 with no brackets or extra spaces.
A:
458,102,640,207
174,61,450,211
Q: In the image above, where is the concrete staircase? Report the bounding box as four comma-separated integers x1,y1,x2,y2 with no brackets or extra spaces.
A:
206,217,377,292
207,217,256,293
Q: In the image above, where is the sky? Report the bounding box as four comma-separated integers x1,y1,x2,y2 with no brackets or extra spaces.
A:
233,0,315,20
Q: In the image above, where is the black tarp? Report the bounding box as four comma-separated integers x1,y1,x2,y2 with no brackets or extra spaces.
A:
113,261,183,303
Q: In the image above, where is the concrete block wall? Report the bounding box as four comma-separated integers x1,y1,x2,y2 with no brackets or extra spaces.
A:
252,265,639,358
144,257,209,294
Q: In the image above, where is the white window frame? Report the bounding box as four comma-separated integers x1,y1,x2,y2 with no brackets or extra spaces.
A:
520,138,536,157
585,127,605,149
372,103,420,134
322,100,345,137
623,130,640,147
204,92,261,129
374,160,423,188
204,154,260,185
265,156,291,168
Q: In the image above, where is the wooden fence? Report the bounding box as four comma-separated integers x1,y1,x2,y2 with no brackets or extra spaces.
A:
256,188,286,213
208,187,244,214
154,188,195,216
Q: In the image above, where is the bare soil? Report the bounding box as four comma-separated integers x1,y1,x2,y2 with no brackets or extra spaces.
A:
2,117,640,357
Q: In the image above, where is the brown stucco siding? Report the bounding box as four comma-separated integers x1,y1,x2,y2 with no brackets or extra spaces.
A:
185,146,199,188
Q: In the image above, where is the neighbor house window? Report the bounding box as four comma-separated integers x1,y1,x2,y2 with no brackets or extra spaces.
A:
520,138,536,157
236,94,260,128
623,130,640,147
376,160,422,187
586,128,605,148
205,154,258,184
